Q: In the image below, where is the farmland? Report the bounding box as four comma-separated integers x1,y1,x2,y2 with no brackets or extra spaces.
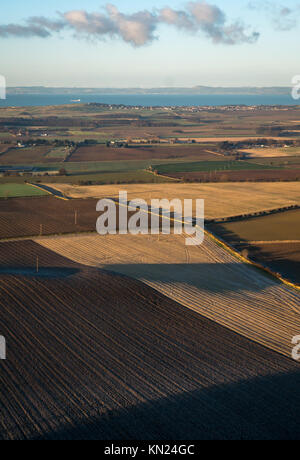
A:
38,232,300,358
1,103,300,440
166,169,300,182
0,146,55,164
69,144,220,162
38,170,174,185
0,104,300,189
0,239,299,440
242,147,300,158
0,196,99,239
207,209,300,284
209,209,300,243
243,243,300,285
152,160,277,175
44,182,300,219
0,184,48,198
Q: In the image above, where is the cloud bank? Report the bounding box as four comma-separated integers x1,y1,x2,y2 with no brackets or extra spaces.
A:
0,2,259,46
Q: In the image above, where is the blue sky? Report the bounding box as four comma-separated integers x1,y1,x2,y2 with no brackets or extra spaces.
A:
0,0,299,87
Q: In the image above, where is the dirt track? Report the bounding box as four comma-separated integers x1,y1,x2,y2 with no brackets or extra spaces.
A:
38,232,300,358
1,240,300,440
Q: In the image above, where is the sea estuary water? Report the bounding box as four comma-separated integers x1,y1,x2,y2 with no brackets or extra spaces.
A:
0,94,297,108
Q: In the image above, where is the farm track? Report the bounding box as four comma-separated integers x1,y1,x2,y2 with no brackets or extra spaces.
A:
38,232,300,358
1,241,300,440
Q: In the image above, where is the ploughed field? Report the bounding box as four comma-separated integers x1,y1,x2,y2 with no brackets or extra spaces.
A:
38,232,300,358
1,182,299,240
0,146,57,165
1,178,300,439
1,240,300,440
0,195,173,239
0,196,99,239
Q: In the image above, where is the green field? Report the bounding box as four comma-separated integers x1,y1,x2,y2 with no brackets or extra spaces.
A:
248,156,300,168
36,170,174,185
0,183,48,198
152,160,278,174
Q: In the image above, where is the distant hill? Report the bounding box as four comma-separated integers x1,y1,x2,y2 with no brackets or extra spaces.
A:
7,86,291,96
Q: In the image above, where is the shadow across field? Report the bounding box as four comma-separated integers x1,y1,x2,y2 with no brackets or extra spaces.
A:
242,244,300,285
0,267,79,278
35,370,300,440
207,219,300,285
31,183,71,200
0,239,300,440
102,262,276,294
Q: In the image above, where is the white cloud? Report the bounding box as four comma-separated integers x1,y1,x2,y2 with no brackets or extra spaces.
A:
0,2,260,46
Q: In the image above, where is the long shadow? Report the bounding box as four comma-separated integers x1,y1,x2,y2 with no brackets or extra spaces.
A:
35,371,300,440
244,245,300,285
0,240,292,294
0,267,79,279
206,222,300,285
31,183,71,200
102,262,282,294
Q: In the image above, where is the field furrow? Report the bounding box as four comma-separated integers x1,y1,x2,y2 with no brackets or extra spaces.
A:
37,233,300,357
0,245,300,439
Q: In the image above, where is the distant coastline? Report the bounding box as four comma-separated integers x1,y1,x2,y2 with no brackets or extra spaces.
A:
0,93,297,108
6,86,292,96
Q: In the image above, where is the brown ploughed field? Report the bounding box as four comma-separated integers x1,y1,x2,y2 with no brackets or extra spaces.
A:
38,233,300,358
1,240,300,440
0,196,99,239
